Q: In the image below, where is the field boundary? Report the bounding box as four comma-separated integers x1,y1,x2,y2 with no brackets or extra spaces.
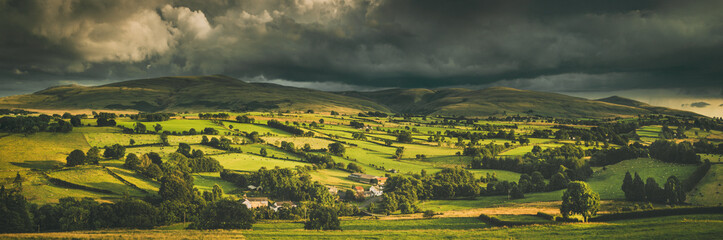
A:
41,172,115,194
103,167,150,194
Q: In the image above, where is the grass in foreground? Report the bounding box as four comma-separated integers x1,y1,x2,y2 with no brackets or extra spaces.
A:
1,214,721,239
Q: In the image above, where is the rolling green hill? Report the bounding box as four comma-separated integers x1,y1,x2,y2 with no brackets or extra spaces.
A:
0,75,390,114
596,96,696,116
0,75,699,118
344,87,700,118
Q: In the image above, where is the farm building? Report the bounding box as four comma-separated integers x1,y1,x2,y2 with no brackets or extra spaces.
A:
348,173,388,185
271,201,297,211
327,185,338,194
242,197,269,209
369,186,383,197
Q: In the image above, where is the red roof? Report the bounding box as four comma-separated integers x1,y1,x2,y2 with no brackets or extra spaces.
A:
353,186,364,192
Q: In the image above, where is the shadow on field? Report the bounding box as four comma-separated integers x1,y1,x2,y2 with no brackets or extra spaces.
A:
11,160,63,170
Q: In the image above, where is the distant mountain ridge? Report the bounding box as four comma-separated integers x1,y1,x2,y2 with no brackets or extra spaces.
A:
0,75,701,118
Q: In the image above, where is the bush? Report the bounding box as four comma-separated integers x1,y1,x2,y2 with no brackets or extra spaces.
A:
423,210,436,219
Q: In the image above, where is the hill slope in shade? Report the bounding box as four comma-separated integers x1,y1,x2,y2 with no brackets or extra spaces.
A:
0,75,390,114
596,96,696,116
345,87,701,118
0,75,701,118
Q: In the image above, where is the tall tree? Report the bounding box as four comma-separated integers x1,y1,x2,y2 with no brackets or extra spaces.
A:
631,173,646,201
560,181,600,222
622,171,633,200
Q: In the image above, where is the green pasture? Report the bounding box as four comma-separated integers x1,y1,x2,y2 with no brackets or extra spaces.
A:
687,164,723,206
213,153,310,172
193,172,241,195
0,132,89,171
46,166,148,196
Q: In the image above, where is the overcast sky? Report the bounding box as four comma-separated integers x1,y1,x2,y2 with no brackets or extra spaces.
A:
0,0,721,116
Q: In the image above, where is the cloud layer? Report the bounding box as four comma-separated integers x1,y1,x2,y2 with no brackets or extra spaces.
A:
0,0,721,95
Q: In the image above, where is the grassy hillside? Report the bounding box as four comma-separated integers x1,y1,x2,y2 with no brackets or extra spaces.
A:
344,87,698,118
0,75,390,114
0,75,700,118
597,96,698,116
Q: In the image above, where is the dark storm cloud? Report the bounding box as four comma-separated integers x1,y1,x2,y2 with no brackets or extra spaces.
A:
689,102,711,108
0,0,721,95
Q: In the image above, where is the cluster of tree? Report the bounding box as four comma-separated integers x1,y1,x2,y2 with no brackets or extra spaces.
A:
129,113,174,122
236,115,255,123
693,140,723,154
349,120,365,129
304,205,341,230
0,116,73,133
172,144,223,172
198,113,230,120
622,172,686,204
473,123,518,131
552,123,633,145
267,119,305,135
463,142,506,158
95,112,117,127
470,144,592,180
658,125,688,139
590,143,649,166
352,132,366,140
220,168,335,204
327,142,345,156
189,199,255,230
102,144,127,159
396,131,413,143
201,136,241,152
649,140,700,164
0,108,35,115
529,129,553,138
1,187,163,233
357,111,388,117
65,147,102,166
385,168,481,201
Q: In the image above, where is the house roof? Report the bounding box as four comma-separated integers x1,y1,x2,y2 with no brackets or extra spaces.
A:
275,201,296,206
353,186,364,191
245,197,269,202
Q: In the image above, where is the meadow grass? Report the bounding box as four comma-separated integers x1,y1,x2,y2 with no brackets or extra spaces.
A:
84,132,160,147
307,168,370,189
262,136,335,149
0,132,89,171
107,167,160,193
585,158,697,200
192,172,241,194
5,214,721,239
20,171,120,205
213,153,311,172
47,166,148,196
687,164,723,206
